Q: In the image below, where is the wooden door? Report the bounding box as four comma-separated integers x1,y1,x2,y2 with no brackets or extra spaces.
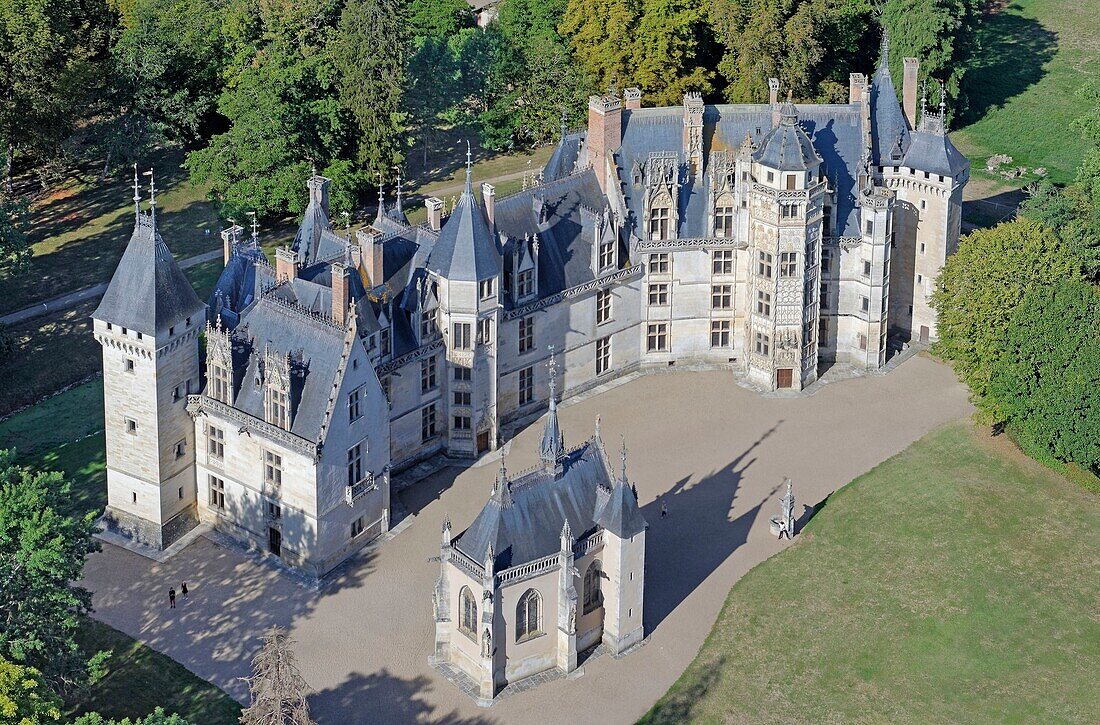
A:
777,368,793,389
919,325,930,343
477,431,490,454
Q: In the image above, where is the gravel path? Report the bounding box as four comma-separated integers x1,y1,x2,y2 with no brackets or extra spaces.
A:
80,355,972,724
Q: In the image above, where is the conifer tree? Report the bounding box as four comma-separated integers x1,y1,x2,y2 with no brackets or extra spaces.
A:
239,627,314,725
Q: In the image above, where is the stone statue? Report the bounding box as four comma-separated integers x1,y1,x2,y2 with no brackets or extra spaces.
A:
770,478,796,539
482,628,492,658
568,602,576,634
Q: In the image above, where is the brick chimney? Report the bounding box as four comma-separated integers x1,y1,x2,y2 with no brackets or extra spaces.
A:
355,227,385,287
275,247,299,282
221,224,243,266
332,262,350,327
903,58,920,130
481,183,495,230
307,175,331,216
769,78,780,126
623,87,642,110
586,93,623,193
426,197,444,231
849,73,867,104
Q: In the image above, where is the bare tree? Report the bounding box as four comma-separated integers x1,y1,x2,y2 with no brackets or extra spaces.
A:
240,626,315,725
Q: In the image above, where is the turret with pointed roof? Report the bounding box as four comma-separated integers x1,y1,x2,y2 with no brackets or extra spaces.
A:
425,144,501,281
754,95,823,172
94,168,205,336
869,31,911,166
540,350,564,473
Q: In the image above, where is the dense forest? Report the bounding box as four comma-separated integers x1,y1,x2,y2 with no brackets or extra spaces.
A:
1,0,984,221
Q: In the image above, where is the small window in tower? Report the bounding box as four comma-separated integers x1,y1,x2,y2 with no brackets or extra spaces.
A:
920,243,926,254
174,439,186,459
126,418,137,434
125,358,135,373
766,171,775,183
178,487,184,500
137,332,143,340
132,491,137,503
168,326,175,337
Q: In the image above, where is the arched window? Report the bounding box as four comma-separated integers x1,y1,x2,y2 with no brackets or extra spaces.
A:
459,586,477,639
583,560,602,614
515,589,542,642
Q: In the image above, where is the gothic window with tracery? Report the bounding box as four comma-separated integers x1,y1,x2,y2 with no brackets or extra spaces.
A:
459,587,477,638
649,207,670,241
583,561,602,613
516,589,542,642
715,205,735,238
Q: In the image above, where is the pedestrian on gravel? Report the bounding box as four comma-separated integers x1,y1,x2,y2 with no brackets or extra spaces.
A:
168,588,176,609
181,582,189,598
661,500,668,518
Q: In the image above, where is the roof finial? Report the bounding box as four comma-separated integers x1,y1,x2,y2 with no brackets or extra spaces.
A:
547,344,558,402
394,165,403,214
499,449,507,484
879,28,890,69
938,80,948,133
143,168,156,229
465,140,473,193
560,110,568,146
376,171,385,222
132,163,141,220
248,211,259,244
620,434,628,481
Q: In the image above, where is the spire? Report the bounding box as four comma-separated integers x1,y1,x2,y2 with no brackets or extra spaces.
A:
394,166,403,214
464,140,473,194
560,111,568,146
376,172,385,224
560,518,571,551
938,80,948,133
540,346,564,468
248,211,259,245
878,28,890,72
143,168,157,230
132,163,140,220
620,434,628,481
779,90,798,126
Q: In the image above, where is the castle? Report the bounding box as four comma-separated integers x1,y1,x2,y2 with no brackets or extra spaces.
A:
93,37,966,586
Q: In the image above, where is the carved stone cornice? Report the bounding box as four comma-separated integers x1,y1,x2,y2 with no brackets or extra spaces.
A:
377,339,444,376
502,264,644,321
635,238,748,252
186,394,319,459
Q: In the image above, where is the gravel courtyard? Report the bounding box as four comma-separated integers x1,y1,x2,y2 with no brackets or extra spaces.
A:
81,356,972,724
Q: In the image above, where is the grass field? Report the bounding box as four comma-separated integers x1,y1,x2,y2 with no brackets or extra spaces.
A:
642,421,1100,723
0,259,223,418
69,618,242,724
0,152,222,315
955,0,1100,186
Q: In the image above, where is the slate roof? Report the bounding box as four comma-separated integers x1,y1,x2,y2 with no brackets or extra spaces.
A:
226,295,348,443
454,438,634,571
544,133,583,182
425,179,501,281
869,53,911,166
903,129,970,178
293,196,348,268
495,170,609,301
594,476,646,539
94,214,206,336
614,103,866,239
754,100,822,171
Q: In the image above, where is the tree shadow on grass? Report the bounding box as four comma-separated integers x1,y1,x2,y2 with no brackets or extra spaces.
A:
642,421,782,631
960,5,1057,125
636,655,725,724
309,669,498,725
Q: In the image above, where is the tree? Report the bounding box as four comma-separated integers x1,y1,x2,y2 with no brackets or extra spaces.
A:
629,0,714,105
406,0,471,43
560,0,639,92
240,626,314,725
185,0,355,219
0,194,29,275
0,0,109,192
333,0,408,176
930,217,1080,409
989,280,1100,471
0,450,105,693
73,707,190,724
0,656,63,724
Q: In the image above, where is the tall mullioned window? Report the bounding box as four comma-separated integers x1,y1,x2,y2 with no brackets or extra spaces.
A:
263,451,282,492
598,237,616,270
648,207,670,241
519,366,534,406
714,206,735,238
596,289,612,325
348,386,362,422
780,252,798,277
757,252,773,279
206,425,224,460
452,322,471,350
519,316,535,353
647,323,668,352
421,357,437,392
265,386,288,429
517,269,534,300
756,291,772,317
712,284,732,309
711,320,731,348
460,587,477,638
583,561,602,613
209,363,230,403
648,283,669,306
755,332,770,356
595,336,611,376
347,442,364,486
712,250,733,275
516,589,542,642
208,475,225,510
648,253,669,274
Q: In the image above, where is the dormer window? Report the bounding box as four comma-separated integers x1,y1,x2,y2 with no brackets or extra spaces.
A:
209,362,230,403
420,310,437,339
479,279,495,300
380,329,391,357
265,385,289,429
517,269,534,300
648,207,670,242
598,237,616,270
766,171,775,184
715,205,734,238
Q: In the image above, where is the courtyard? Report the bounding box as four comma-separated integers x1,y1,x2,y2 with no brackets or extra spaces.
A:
80,356,972,724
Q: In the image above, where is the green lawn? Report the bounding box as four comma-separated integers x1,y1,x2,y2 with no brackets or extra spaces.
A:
643,421,1100,723
69,618,241,724
955,0,1100,186
0,152,222,315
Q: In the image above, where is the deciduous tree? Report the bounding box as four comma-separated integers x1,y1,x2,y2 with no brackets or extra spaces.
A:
0,656,63,723
240,626,314,725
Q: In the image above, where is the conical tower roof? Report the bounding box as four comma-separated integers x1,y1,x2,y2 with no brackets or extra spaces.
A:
869,31,911,165
425,147,501,281
94,212,205,337
754,96,822,172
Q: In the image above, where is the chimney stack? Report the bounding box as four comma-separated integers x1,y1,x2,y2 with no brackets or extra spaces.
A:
623,87,642,110
221,224,244,266
849,73,867,105
481,183,495,229
769,78,780,126
307,175,331,216
355,227,385,287
275,247,299,282
683,92,705,173
332,262,350,327
586,92,623,193
426,197,444,231
903,58,920,130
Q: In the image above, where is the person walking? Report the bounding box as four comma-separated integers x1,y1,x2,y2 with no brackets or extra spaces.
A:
661,499,668,519
168,587,176,609
181,582,188,598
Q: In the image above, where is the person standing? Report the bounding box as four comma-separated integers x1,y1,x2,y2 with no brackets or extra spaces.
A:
661,499,668,519
181,582,189,598
168,587,176,609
